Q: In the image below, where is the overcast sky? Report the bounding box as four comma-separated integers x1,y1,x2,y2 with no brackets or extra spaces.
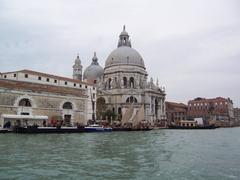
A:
0,0,240,106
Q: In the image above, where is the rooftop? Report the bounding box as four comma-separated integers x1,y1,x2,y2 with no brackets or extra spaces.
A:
0,79,87,97
1,69,92,86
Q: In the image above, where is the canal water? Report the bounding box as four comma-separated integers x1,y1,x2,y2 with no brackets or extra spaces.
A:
0,128,240,180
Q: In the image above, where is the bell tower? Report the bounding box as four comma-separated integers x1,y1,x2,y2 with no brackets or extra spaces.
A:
72,54,83,80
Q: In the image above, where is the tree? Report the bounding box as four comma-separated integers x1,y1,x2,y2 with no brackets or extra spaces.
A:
96,97,106,120
103,109,117,123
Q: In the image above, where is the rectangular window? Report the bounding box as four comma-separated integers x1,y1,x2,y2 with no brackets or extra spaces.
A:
21,112,30,115
46,78,49,82
93,93,95,99
74,83,76,87
38,76,41,80
4,75,7,78
54,80,57,83
25,74,28,78
14,74,17,77
85,85,88,89
79,84,82,87
65,81,67,85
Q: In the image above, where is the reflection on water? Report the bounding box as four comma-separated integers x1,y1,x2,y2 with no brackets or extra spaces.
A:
0,128,240,179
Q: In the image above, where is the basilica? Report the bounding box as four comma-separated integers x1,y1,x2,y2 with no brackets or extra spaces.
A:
0,26,166,129
73,26,166,126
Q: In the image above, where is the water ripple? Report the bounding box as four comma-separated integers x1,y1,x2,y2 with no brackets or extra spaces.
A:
0,128,240,179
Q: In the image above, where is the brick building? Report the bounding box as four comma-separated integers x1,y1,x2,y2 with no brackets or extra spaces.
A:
166,101,188,124
187,97,234,126
234,108,240,126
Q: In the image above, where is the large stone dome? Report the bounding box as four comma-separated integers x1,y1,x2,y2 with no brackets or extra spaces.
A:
83,52,104,83
105,46,145,68
105,25,145,69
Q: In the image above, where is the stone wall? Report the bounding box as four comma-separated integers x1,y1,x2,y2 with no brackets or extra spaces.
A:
0,89,88,125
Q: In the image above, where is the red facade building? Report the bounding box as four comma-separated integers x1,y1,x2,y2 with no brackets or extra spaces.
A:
187,97,234,126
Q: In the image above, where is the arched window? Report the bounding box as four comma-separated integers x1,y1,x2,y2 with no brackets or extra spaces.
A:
129,77,134,88
118,107,122,114
118,107,122,120
126,96,137,103
63,102,73,109
123,77,127,88
19,98,31,107
155,99,158,117
108,78,112,89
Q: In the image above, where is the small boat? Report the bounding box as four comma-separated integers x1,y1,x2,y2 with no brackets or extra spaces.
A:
168,124,217,129
112,127,152,131
14,125,85,133
112,127,132,131
0,128,12,133
84,124,112,132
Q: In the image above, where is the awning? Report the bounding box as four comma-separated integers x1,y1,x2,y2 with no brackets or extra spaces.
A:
1,114,48,120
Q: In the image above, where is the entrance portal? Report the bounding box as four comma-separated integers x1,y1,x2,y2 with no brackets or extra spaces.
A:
64,115,71,126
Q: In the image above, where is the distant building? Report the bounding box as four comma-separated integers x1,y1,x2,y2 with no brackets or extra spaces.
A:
233,108,240,126
187,97,235,126
0,69,96,128
177,120,197,127
165,101,188,124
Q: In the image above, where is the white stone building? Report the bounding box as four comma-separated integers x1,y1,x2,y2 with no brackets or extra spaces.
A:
0,69,96,127
83,26,166,126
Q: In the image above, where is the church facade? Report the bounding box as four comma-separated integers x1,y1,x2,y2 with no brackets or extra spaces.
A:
82,26,166,126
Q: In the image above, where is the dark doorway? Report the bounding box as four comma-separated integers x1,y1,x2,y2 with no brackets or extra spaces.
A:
64,115,71,126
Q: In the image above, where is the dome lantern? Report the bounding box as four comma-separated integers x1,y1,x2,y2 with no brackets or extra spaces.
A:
118,25,131,48
92,52,99,65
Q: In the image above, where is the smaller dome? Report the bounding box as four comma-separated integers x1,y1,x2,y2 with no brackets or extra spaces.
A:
83,52,104,84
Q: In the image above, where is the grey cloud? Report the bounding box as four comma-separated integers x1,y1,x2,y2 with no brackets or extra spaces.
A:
0,0,240,106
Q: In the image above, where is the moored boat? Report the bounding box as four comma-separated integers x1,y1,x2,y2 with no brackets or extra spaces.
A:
168,124,217,129
84,124,112,132
0,128,12,133
112,127,152,131
14,125,85,133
